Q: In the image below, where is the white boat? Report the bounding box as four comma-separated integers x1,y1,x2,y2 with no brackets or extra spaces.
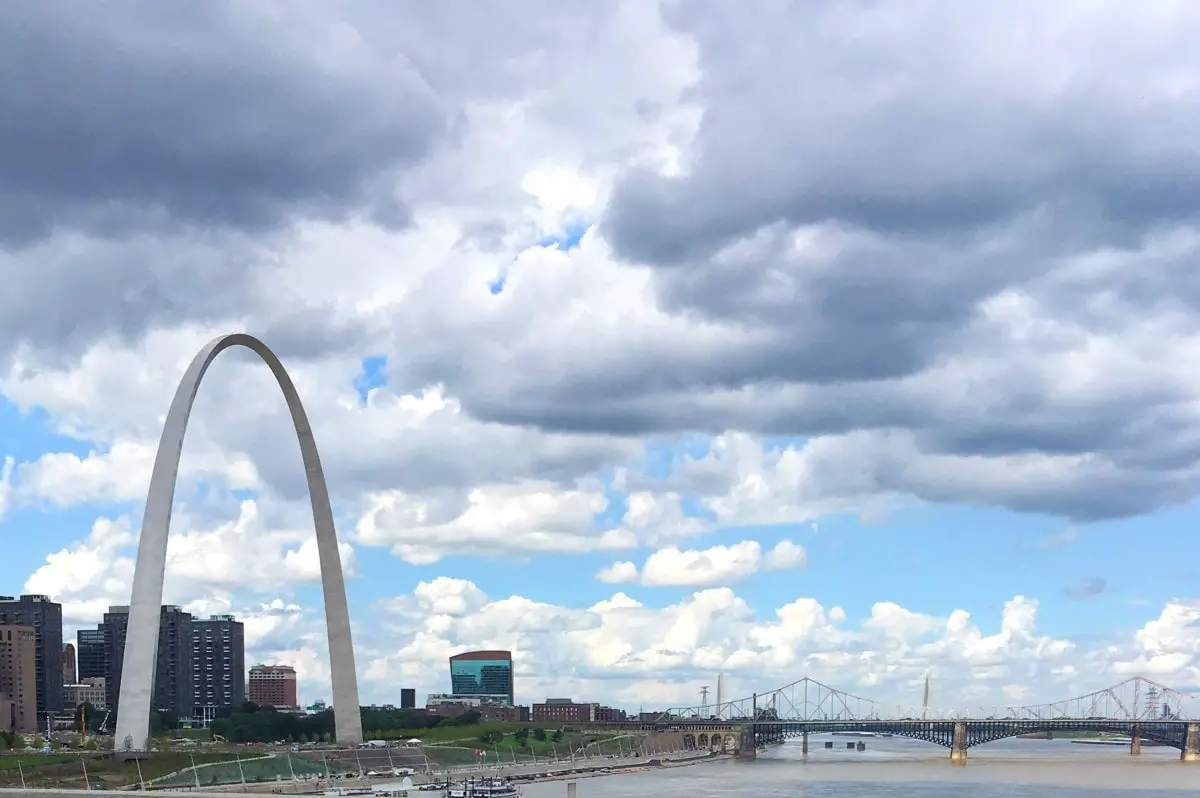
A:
831,731,891,738
446,776,522,797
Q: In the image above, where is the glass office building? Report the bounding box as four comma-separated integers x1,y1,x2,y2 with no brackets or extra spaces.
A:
449,650,514,706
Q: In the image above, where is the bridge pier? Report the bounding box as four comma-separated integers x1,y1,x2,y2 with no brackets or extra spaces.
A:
1130,735,1141,756
801,730,808,756
737,725,756,759
1184,723,1199,762
950,721,968,764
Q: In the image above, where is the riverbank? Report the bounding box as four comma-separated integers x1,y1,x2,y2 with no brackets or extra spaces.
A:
518,752,727,785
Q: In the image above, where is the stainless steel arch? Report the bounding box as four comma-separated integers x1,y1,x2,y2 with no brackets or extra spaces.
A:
114,333,362,751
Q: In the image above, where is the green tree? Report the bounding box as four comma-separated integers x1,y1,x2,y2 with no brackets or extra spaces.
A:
551,729,563,743
74,701,100,732
532,727,546,742
513,727,530,743
209,703,336,743
150,709,176,734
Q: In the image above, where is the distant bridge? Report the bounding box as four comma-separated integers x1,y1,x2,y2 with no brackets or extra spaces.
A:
600,676,1200,762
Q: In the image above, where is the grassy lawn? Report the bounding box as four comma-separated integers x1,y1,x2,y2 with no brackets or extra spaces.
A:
414,728,636,765
0,750,267,789
298,729,631,775
0,754,80,770
378,723,552,744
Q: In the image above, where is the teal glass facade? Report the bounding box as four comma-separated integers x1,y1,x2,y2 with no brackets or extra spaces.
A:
450,654,513,705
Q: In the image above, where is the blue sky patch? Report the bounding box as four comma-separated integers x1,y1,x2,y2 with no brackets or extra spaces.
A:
353,355,389,403
537,221,591,251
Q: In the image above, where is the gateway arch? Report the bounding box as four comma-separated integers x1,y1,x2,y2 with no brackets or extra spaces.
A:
114,333,363,751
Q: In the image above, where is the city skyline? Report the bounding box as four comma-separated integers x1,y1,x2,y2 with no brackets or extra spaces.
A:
1,1,1199,721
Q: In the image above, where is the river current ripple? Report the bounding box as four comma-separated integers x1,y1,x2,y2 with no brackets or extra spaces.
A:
519,737,1199,796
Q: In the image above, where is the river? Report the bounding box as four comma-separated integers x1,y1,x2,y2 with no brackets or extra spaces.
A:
518,736,1199,796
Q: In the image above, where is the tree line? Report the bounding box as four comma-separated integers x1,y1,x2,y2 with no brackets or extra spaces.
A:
208,703,486,743
67,701,497,745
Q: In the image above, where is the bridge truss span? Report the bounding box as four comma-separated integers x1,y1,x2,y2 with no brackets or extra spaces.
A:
655,676,913,722
745,719,1194,753
1001,677,1198,722
655,675,1196,724
637,675,1199,760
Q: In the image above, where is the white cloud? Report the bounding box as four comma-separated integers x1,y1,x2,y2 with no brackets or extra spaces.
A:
26,499,356,624
763,540,808,570
596,539,809,587
15,440,259,508
596,560,639,585
355,481,632,564
354,577,1199,714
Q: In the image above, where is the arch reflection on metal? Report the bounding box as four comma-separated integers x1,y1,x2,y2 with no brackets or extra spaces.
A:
114,333,363,751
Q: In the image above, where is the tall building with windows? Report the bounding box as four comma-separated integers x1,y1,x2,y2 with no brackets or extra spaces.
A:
248,665,298,709
0,625,38,733
76,628,106,681
103,605,194,722
63,643,77,685
102,608,128,713
192,615,245,724
0,594,64,719
449,650,514,706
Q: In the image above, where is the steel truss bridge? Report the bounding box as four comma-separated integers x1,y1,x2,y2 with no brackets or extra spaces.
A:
600,676,1200,762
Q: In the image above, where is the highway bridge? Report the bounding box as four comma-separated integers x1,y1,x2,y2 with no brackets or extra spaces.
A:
598,676,1200,762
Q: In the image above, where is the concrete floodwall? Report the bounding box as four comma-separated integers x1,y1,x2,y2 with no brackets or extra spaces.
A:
640,731,685,755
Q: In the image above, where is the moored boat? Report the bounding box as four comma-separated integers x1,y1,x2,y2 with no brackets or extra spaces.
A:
446,776,522,797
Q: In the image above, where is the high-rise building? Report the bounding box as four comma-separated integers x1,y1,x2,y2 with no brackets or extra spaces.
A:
0,595,64,719
400,688,416,710
449,650,514,706
0,625,39,733
248,665,298,709
102,608,128,713
77,628,106,681
103,605,195,722
63,643,77,685
192,615,245,724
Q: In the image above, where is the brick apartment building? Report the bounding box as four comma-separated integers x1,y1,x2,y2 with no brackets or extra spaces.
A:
531,698,627,723
425,693,529,722
532,699,594,723
0,625,38,733
248,665,298,709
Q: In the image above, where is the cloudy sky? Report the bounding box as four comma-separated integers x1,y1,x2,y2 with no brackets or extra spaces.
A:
1,0,1198,716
